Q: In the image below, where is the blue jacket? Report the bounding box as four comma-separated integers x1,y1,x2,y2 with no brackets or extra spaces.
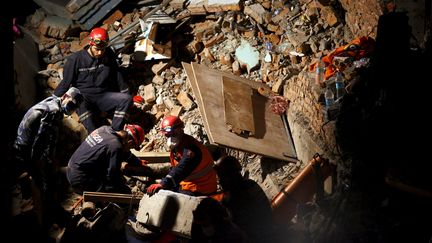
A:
14,95,63,164
54,47,129,96
67,125,140,192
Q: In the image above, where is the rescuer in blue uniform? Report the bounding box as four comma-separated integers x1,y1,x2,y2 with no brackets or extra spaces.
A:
66,124,146,194
54,27,131,133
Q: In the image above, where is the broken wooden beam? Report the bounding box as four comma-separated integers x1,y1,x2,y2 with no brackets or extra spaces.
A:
83,191,142,204
131,151,170,163
122,162,171,177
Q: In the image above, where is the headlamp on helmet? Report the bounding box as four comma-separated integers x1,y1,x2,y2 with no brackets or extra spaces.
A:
160,116,184,136
89,27,109,48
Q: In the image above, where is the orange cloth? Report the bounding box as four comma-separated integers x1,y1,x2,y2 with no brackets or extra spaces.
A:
210,192,225,202
310,36,375,80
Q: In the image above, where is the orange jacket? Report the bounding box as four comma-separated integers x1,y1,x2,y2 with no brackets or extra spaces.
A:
170,135,217,195
310,36,375,80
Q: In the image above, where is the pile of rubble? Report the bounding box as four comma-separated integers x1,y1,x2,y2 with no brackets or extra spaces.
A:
17,0,357,196
13,0,432,242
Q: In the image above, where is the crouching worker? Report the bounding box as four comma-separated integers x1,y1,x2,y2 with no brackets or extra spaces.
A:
214,156,274,243
146,116,217,196
13,87,83,234
191,197,249,243
66,124,147,194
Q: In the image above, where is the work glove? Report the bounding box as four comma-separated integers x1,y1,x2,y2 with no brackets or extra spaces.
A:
147,183,163,195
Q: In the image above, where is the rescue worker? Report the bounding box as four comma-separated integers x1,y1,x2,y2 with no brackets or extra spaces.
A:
54,27,132,133
146,116,217,196
13,87,83,232
128,94,155,133
191,197,249,243
214,155,274,243
66,124,146,194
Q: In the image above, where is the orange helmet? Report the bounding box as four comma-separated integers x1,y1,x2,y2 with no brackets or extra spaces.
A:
160,116,184,136
124,124,145,149
89,27,109,48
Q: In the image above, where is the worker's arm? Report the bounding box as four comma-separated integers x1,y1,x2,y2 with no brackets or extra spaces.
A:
160,144,202,189
54,55,77,97
120,152,150,175
31,108,60,163
125,152,143,166
106,48,129,94
104,147,127,192
116,70,129,94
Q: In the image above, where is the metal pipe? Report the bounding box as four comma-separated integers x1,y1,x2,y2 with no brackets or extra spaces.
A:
271,154,335,224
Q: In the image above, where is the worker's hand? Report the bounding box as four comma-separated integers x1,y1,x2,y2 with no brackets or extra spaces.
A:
140,159,149,166
147,183,163,195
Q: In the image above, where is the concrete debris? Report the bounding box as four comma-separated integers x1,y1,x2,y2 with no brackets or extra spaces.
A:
235,39,260,73
13,1,432,242
136,190,204,238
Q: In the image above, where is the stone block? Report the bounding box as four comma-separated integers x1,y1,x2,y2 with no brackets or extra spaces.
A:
244,4,267,25
39,15,73,39
136,190,205,238
144,84,156,103
176,91,195,110
103,9,123,25
170,105,184,117
320,6,339,27
152,75,165,85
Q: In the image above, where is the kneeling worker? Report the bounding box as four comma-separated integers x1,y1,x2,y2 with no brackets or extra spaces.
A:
67,124,146,194
147,116,217,196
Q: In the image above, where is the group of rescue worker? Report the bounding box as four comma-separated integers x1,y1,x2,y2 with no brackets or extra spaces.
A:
12,27,275,242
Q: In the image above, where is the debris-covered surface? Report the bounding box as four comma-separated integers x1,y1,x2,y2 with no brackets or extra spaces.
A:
10,0,432,242
21,0,364,187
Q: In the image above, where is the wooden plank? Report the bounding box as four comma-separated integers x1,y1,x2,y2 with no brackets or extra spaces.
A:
182,62,213,142
222,76,255,136
189,62,296,161
83,191,142,204
130,151,170,163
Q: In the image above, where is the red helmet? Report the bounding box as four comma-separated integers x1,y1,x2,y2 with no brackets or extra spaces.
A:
89,27,109,48
124,124,145,149
160,116,184,135
133,95,144,104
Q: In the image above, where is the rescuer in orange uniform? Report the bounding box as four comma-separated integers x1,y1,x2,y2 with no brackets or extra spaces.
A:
146,116,217,196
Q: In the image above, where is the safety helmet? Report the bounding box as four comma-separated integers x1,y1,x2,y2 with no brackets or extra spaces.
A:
89,27,109,48
133,95,144,105
124,124,145,149
160,116,184,136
